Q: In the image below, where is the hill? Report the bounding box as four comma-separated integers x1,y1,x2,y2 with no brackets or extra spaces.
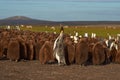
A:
0,16,120,26
0,16,57,26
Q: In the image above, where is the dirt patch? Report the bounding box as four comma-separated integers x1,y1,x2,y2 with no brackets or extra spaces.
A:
0,60,120,80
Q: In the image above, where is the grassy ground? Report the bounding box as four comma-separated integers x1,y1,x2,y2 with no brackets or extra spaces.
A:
21,25,120,38
1,25,120,38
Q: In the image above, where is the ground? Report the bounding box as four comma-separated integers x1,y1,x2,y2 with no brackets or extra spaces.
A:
0,60,120,80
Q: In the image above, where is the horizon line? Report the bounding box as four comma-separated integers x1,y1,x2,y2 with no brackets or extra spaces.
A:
1,16,120,22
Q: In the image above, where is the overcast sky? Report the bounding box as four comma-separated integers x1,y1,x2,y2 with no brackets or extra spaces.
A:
0,0,120,21
69,0,120,1
68,0,120,1
1,0,120,1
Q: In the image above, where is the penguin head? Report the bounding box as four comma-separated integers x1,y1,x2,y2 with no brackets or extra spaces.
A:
60,26,64,33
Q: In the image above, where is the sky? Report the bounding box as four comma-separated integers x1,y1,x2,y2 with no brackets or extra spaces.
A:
0,0,120,21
